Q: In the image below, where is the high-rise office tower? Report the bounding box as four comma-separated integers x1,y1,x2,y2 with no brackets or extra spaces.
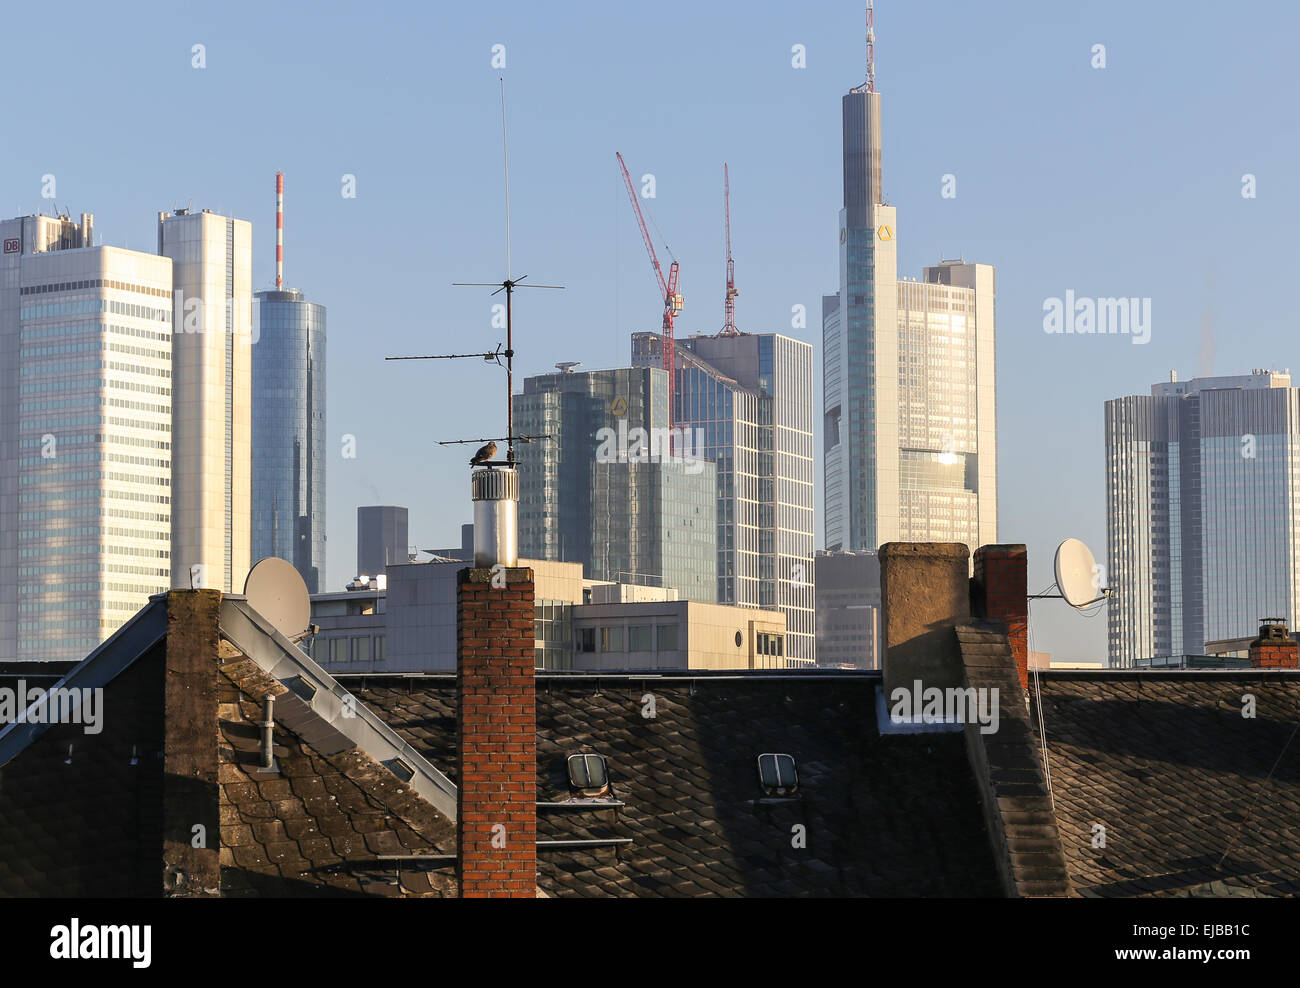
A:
1105,370,1300,667
0,212,174,660
633,332,816,661
513,364,717,603
815,549,880,669
822,12,997,555
357,505,408,578
251,174,326,592
158,208,253,593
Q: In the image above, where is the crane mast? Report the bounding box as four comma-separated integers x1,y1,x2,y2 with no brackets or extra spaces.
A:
720,162,739,336
616,152,683,426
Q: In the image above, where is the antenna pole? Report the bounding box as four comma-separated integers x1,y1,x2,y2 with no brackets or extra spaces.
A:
500,78,512,280
865,0,876,93
275,171,284,289
506,280,515,463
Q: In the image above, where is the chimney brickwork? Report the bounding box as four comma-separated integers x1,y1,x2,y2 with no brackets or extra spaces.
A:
971,545,1030,689
456,566,536,898
1249,620,1299,669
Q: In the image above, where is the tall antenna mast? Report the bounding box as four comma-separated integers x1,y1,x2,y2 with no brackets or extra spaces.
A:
865,0,876,93
275,171,284,290
500,77,512,279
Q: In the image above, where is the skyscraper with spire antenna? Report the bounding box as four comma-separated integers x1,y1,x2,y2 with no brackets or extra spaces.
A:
252,173,327,592
822,3,998,557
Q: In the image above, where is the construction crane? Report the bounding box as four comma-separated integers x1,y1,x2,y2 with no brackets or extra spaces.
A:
719,162,740,336
616,152,683,423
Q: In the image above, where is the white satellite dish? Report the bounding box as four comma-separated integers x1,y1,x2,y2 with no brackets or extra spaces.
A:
1054,538,1104,608
244,557,311,639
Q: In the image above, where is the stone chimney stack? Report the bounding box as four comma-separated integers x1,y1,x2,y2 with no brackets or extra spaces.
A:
1249,619,1299,669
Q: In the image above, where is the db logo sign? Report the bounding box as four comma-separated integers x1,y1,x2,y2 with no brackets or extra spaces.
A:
2,238,18,254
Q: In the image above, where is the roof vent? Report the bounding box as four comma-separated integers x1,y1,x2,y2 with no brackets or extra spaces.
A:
387,757,415,783
567,753,609,797
757,753,798,794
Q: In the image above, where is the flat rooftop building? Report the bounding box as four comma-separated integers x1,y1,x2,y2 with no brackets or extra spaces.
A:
0,212,174,661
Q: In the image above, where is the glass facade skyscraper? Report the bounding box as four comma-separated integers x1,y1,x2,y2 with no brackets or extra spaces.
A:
1106,370,1300,667
633,332,816,663
252,290,326,592
822,75,997,556
514,365,717,603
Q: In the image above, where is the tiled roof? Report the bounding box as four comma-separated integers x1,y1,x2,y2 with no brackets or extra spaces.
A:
1034,671,1300,897
214,640,458,897
351,673,1006,897
0,647,165,897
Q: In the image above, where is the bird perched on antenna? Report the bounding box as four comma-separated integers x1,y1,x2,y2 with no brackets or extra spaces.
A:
470,440,498,466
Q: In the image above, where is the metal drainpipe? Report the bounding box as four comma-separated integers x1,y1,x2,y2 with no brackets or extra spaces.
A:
260,694,275,770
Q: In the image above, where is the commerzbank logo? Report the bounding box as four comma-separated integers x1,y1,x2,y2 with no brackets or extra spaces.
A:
876,224,893,242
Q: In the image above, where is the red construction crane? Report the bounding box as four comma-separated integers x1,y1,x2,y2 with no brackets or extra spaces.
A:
719,162,740,336
616,152,683,423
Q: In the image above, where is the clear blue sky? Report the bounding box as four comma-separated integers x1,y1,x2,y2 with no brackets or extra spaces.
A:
3,0,1296,661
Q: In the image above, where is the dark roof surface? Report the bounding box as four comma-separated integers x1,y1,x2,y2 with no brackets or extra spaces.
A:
351,673,1005,897
1034,671,1300,897
0,647,165,897
215,653,457,897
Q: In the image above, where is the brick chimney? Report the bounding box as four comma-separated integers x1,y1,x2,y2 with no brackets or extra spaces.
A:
1249,619,1299,669
456,565,536,897
162,589,222,896
971,545,1029,690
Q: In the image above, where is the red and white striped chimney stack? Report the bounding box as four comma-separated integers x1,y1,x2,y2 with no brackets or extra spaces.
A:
275,171,284,290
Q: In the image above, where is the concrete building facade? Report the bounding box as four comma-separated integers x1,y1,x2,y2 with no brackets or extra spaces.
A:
158,208,253,594
306,558,792,673
357,505,408,577
0,213,174,660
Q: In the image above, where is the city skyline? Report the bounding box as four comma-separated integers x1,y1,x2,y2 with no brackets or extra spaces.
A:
1,1,1296,661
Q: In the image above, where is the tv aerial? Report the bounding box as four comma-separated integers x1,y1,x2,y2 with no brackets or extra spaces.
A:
385,78,559,467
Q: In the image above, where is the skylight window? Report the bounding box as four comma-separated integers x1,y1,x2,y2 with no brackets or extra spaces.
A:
567,753,609,796
757,753,798,794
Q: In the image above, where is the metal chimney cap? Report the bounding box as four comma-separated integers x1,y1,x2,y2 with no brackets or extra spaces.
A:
472,467,519,501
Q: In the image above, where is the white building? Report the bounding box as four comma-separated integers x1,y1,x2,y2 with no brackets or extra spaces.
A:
158,209,253,593
0,213,174,660
306,558,796,672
